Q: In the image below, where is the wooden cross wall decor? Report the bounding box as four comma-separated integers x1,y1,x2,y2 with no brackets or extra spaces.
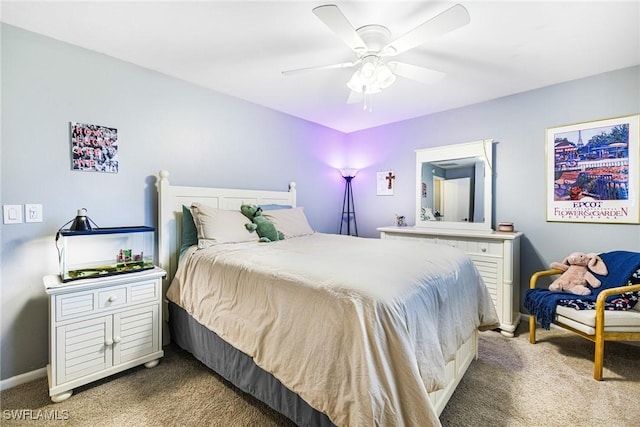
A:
385,172,395,189
376,170,396,196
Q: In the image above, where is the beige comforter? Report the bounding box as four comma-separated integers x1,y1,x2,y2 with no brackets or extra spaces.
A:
167,233,499,426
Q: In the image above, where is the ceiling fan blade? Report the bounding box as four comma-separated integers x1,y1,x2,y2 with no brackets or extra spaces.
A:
384,4,470,56
388,62,446,85
347,91,362,104
282,61,360,76
313,4,367,52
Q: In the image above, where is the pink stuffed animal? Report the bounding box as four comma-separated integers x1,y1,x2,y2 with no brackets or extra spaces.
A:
548,252,608,295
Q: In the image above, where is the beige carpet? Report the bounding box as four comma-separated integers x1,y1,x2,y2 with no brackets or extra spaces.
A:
2,322,638,426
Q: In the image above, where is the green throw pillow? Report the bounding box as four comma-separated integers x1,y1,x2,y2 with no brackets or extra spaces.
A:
181,205,198,255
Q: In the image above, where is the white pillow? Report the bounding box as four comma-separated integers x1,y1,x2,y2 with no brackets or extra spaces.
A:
263,207,314,238
190,203,256,248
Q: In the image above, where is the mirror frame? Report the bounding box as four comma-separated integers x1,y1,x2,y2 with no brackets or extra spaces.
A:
415,139,494,232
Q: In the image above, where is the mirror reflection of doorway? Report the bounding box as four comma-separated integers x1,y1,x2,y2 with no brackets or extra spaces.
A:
433,176,444,218
443,177,471,222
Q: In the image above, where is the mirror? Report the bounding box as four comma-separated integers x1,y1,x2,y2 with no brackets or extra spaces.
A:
416,140,494,232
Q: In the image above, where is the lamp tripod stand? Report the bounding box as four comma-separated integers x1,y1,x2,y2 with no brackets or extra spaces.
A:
340,175,358,236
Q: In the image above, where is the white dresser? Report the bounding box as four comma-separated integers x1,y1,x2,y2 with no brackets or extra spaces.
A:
43,267,166,402
378,226,523,337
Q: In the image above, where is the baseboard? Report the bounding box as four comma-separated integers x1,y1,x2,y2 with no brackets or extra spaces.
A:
0,367,47,391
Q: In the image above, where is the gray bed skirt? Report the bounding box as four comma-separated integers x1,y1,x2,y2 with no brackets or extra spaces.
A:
168,302,336,427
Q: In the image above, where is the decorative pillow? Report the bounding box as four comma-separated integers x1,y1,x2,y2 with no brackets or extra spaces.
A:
190,202,256,248
262,207,314,238
181,205,198,255
259,204,292,211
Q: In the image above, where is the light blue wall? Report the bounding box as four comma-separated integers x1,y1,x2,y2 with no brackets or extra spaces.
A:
0,24,346,380
346,65,640,309
2,22,639,382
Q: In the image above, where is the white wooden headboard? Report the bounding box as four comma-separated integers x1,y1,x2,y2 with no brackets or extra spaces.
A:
156,169,297,288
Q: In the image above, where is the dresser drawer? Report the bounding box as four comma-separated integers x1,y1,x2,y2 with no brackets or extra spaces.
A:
382,233,437,244
436,237,502,256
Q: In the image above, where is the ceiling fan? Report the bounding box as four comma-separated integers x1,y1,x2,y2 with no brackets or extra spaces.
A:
282,3,470,106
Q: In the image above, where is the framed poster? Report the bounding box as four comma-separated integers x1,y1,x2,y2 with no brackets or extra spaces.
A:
70,122,119,173
377,170,395,196
546,114,639,223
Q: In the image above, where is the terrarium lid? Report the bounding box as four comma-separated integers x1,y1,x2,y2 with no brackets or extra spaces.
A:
59,226,155,236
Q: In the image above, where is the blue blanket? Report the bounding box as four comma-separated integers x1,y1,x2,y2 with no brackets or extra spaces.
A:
524,251,640,329
592,251,640,290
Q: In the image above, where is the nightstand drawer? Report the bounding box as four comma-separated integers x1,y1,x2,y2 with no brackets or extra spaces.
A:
56,287,128,321
58,292,95,319
55,280,159,321
130,280,158,302
98,287,127,309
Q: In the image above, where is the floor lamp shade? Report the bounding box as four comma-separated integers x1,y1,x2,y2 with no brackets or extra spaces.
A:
339,168,358,178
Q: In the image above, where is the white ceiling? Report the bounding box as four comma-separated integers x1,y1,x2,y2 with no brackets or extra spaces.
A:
2,1,639,133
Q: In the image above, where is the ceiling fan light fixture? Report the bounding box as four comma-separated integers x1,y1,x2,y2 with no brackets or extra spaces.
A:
361,63,376,81
360,56,378,82
347,71,382,94
376,64,396,89
347,58,396,94
346,71,362,92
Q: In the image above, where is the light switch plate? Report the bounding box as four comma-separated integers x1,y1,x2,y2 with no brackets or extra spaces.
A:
3,205,23,224
25,204,43,223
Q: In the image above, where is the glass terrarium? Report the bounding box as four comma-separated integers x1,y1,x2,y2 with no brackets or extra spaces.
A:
58,226,155,282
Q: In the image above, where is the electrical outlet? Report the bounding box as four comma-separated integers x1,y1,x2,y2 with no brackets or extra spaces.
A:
25,204,43,223
3,205,23,224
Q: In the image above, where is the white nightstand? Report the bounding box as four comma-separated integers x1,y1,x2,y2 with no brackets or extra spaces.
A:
43,267,166,403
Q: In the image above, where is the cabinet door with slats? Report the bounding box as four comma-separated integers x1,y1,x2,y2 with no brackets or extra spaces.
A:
112,304,159,365
56,316,112,384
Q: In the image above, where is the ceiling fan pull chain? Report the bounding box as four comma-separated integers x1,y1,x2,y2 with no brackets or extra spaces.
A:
362,85,367,111
362,87,373,113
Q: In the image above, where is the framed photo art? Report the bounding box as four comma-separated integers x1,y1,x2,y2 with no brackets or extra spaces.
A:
70,122,119,173
546,114,639,224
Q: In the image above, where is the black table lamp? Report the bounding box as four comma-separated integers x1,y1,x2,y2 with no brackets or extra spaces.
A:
70,208,93,231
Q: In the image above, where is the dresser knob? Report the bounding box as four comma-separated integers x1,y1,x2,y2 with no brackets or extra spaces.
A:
105,339,113,346
481,248,487,252
108,295,117,302
113,336,121,344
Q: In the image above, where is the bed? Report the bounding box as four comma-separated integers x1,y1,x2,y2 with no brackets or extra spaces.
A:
156,170,499,427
